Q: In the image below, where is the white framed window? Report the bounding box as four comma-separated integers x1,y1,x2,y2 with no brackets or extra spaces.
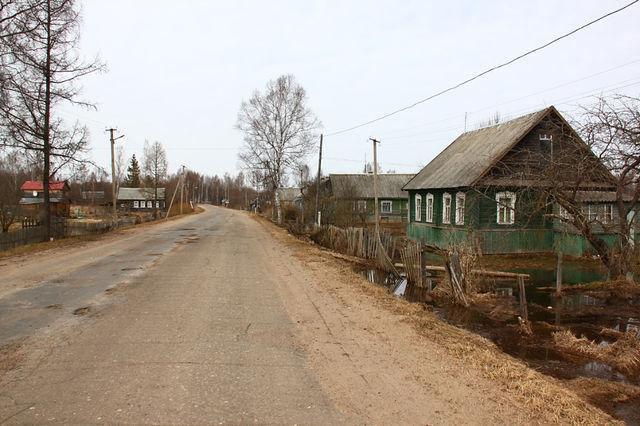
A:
455,192,465,225
381,200,392,214
496,191,516,225
147,201,153,208
426,193,434,223
442,193,452,224
603,204,613,224
156,201,161,208
133,200,139,209
558,205,570,220
356,200,367,213
582,204,598,222
415,194,422,222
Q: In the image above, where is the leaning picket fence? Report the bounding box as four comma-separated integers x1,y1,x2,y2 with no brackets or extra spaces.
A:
311,225,400,273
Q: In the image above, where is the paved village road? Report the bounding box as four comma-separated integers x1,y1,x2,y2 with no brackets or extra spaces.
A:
0,206,572,425
0,207,344,424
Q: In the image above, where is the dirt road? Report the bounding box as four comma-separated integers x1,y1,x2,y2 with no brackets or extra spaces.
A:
0,206,611,424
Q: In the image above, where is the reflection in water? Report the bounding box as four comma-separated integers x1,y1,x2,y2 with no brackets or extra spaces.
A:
356,264,640,385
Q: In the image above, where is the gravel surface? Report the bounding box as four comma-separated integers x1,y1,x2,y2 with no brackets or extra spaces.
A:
0,206,612,424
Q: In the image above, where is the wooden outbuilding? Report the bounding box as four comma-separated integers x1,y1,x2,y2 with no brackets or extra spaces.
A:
19,180,71,218
321,173,414,226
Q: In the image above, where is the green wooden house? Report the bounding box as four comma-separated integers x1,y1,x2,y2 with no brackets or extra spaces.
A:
321,173,414,226
403,106,638,256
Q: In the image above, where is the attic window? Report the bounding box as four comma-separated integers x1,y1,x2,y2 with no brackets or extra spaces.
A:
496,191,516,225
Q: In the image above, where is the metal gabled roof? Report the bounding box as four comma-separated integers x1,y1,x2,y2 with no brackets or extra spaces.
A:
329,173,415,199
117,187,166,201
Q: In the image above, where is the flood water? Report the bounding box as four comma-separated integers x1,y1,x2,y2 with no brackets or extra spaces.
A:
356,257,640,422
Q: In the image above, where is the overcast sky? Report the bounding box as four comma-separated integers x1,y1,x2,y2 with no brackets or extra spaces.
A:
66,0,640,180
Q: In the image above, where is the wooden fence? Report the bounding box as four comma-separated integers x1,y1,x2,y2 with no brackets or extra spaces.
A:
0,218,135,252
312,225,401,273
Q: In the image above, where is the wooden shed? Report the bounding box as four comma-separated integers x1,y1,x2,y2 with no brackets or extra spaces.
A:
19,180,71,218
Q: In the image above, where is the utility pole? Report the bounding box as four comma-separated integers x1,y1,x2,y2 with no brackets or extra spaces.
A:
180,165,185,214
314,133,323,226
370,137,381,238
107,128,124,222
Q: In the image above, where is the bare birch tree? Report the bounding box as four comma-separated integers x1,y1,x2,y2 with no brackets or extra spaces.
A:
0,0,104,239
236,75,319,224
142,140,168,219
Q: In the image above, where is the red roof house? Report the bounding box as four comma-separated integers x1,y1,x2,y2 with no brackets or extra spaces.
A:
19,180,71,218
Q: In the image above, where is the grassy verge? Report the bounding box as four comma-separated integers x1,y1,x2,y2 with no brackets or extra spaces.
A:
252,214,617,424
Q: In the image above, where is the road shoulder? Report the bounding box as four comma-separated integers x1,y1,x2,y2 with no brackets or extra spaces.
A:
250,213,614,425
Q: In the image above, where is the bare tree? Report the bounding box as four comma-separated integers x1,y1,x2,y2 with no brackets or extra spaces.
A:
142,140,168,219
0,149,29,232
237,74,320,224
489,98,638,280
0,0,104,239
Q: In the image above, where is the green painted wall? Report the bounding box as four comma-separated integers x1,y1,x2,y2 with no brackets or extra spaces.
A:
407,187,636,255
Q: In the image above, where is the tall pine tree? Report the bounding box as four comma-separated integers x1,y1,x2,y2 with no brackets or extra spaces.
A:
125,155,141,187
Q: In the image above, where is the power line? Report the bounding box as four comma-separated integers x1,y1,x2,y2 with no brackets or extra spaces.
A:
381,77,640,143
377,79,640,149
326,0,639,137
377,58,640,138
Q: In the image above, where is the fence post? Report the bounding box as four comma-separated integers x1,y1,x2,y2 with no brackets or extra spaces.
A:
518,275,528,322
556,251,563,296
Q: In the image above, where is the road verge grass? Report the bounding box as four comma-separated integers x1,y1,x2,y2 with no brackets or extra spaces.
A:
252,213,617,425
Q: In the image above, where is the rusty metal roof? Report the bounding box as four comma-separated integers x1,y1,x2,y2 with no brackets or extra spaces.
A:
329,173,414,199
403,107,553,190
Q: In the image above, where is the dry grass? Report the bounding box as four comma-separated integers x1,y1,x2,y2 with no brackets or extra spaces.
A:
0,342,24,373
553,329,640,377
0,207,205,261
254,215,616,425
0,233,103,260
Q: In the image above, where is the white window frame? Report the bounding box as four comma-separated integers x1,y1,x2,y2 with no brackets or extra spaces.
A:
156,201,161,209
415,194,422,222
442,193,452,224
426,193,434,223
133,200,139,209
356,200,367,213
603,204,614,224
496,191,516,225
381,200,392,214
147,200,153,208
558,205,570,220
455,192,465,225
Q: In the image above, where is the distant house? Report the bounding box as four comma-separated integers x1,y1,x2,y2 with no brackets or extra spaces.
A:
276,187,303,209
117,188,166,212
403,106,638,256
322,173,414,226
19,180,71,218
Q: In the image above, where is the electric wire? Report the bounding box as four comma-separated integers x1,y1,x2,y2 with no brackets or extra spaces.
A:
325,0,639,137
